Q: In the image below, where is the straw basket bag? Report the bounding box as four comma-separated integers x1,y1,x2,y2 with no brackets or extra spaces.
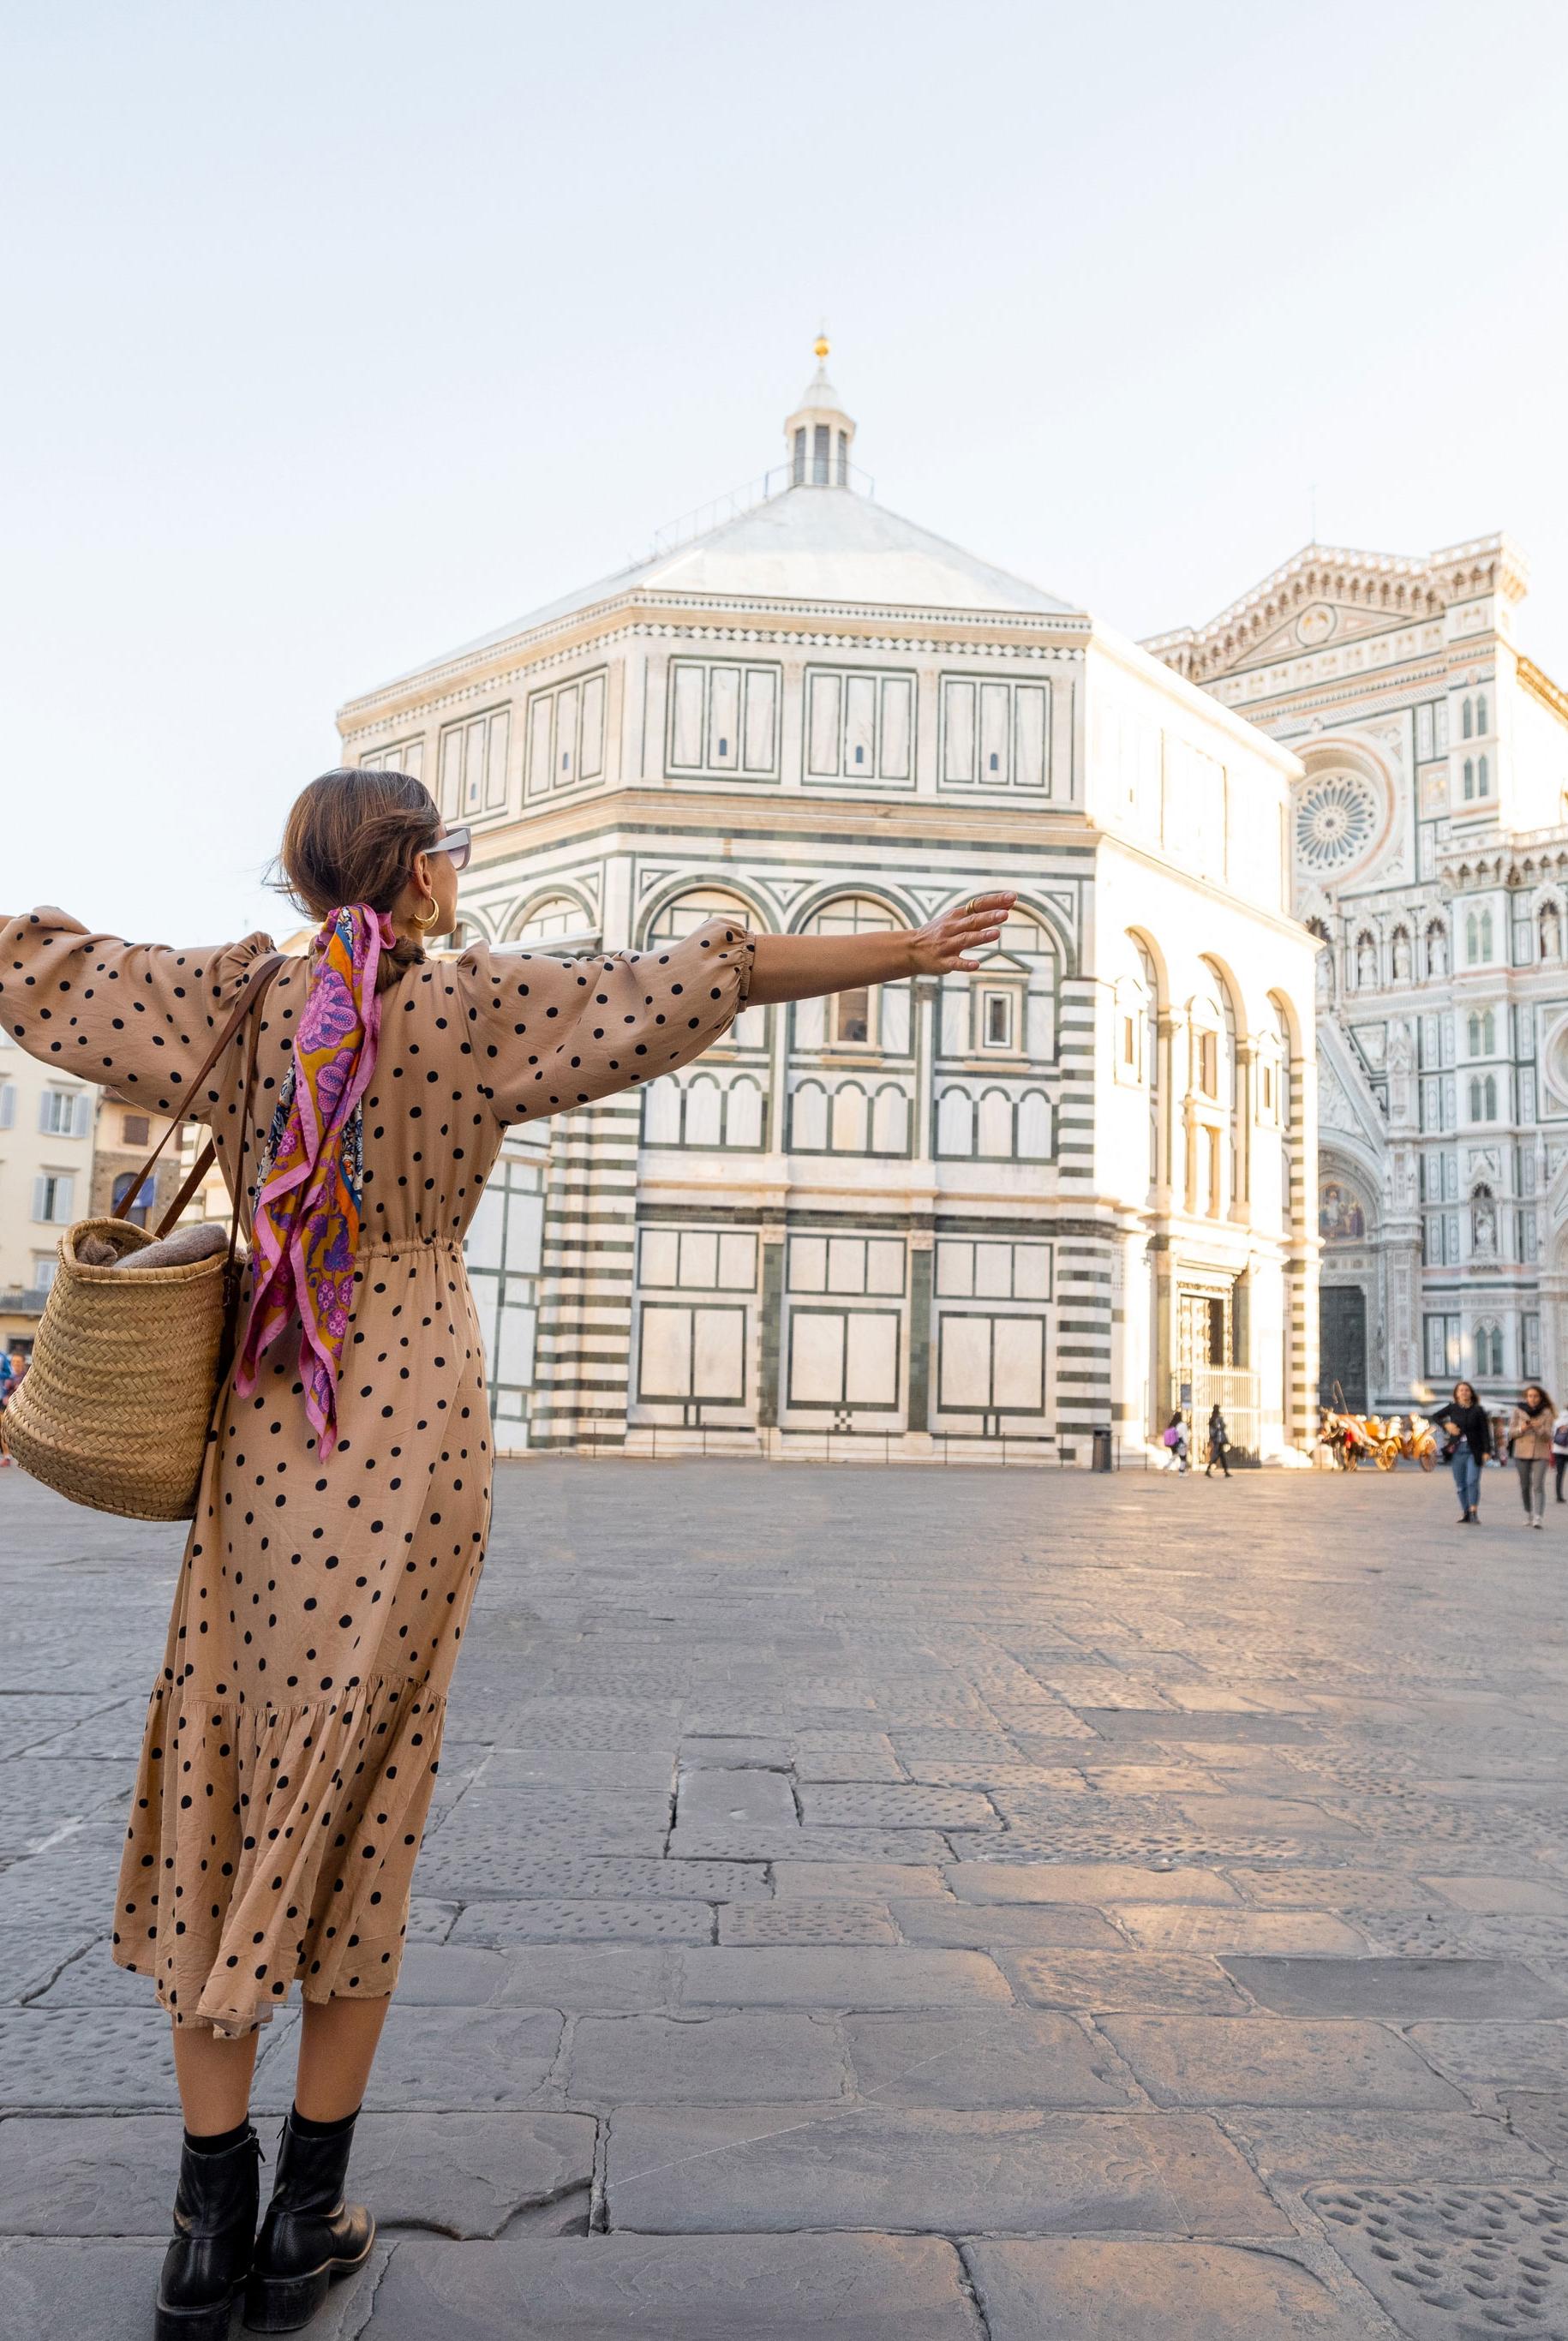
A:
2,955,283,1520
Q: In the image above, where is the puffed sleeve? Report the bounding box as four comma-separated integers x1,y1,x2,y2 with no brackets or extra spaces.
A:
456,913,755,1125
0,907,277,1120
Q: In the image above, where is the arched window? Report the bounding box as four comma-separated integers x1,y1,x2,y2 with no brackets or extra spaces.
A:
1134,937,1160,1200
646,887,754,945
1467,1008,1495,1057
936,1087,974,1157
1202,960,1242,1214
1468,1074,1498,1121
1462,697,1474,739
801,895,907,1051
1474,1316,1503,1376
1466,907,1494,964
1477,753,1489,797
513,893,592,945
727,1077,764,1149
1267,996,1295,1228
679,1078,720,1148
111,1170,154,1230
1463,758,1475,800
1476,692,1488,734
649,889,766,1045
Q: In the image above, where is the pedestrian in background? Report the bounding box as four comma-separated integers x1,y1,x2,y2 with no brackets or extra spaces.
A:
1509,1383,1555,1530
1161,1411,1189,1471
1553,1403,1568,1503
1430,1380,1492,1524
0,1349,27,1465
1205,1402,1231,1478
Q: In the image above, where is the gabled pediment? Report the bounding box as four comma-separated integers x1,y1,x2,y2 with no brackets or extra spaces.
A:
1317,1022,1387,1165
1236,598,1417,671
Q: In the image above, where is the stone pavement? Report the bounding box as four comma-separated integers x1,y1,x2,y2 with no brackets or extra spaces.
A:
2,1458,1568,2338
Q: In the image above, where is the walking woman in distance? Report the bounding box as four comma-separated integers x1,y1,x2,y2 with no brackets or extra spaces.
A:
0,767,1012,2340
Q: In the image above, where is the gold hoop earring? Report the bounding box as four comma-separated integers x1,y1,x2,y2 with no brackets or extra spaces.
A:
412,898,440,931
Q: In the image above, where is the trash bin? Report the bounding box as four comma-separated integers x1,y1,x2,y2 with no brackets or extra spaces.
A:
1091,1427,1113,1474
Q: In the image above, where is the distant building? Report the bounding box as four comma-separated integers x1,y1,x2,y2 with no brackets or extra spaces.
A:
0,1025,96,1350
1151,536,1568,1413
335,350,1320,1461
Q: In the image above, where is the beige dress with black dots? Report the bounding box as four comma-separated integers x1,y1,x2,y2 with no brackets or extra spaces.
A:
0,908,752,2035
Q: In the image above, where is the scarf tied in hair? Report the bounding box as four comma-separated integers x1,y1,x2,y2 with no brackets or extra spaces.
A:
235,904,392,1454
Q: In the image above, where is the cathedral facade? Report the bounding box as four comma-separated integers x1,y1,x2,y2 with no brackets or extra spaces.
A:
1152,537,1568,1416
335,357,1320,1461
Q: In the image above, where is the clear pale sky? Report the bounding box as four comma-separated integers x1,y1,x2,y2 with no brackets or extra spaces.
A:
6,0,1568,943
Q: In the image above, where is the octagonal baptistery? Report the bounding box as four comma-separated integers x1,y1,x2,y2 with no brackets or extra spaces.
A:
336,350,1320,1464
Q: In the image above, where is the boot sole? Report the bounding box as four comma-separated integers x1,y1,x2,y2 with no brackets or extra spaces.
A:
242,2229,375,2334
154,2289,242,2341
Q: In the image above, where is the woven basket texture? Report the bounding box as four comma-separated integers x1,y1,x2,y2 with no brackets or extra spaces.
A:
3,1218,230,1521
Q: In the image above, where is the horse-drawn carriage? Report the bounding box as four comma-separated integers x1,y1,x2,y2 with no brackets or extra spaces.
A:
1320,1386,1439,1472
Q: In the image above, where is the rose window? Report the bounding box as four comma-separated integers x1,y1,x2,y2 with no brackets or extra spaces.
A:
1296,773,1379,873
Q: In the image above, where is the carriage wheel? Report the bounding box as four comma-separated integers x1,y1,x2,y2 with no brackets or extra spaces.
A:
1418,1445,1436,1473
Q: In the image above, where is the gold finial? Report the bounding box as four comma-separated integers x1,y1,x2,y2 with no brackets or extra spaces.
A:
814,328,829,362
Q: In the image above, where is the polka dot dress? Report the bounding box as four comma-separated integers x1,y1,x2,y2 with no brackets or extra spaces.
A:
0,907,753,2035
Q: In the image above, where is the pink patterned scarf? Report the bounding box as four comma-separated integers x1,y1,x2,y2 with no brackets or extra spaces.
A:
235,904,392,1454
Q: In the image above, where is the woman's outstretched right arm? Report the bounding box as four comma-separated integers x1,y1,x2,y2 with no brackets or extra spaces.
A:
0,908,274,1117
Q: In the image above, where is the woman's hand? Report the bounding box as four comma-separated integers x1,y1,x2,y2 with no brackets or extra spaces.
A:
907,892,1016,976
746,890,1019,1009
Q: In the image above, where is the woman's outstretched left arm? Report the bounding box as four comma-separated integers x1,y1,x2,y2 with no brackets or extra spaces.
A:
746,892,1015,1006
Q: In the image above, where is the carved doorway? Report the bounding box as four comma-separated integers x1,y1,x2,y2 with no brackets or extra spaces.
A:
1319,1284,1368,1413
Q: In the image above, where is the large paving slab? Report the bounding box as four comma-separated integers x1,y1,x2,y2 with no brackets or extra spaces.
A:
1221,1954,1568,2020
1098,2015,1469,2107
0,2110,595,2239
841,2009,1133,2107
1217,2107,1557,2188
676,1947,1011,2009
965,2239,1378,2339
947,1861,1243,1904
254,2005,561,2113
606,2104,1292,2235
1005,1949,1252,2012
566,2011,851,2104
890,1899,1127,1949
0,2240,386,2340
361,2234,983,2338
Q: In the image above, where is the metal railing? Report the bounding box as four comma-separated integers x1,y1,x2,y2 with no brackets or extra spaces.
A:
647,461,877,560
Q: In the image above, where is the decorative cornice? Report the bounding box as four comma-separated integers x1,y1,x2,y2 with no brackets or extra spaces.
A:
339,593,1090,733
1518,652,1568,727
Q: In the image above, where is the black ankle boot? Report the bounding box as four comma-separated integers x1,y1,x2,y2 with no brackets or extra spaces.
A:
244,2110,374,2333
155,2128,262,2341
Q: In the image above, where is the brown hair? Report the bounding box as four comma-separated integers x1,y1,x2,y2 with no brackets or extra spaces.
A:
276,768,440,989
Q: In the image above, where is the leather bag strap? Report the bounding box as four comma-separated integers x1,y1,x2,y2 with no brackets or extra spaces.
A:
111,954,287,1237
